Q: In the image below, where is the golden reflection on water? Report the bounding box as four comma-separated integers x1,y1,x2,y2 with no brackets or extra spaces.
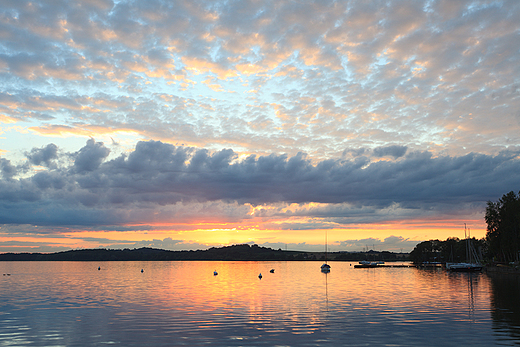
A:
0,261,518,346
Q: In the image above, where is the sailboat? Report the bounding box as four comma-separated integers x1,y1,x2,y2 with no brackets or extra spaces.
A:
321,230,331,273
446,224,483,272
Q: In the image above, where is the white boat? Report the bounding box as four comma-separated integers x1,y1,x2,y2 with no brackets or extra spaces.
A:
354,261,379,268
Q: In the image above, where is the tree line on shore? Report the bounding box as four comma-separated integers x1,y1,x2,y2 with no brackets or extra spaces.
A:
0,244,407,262
410,190,520,265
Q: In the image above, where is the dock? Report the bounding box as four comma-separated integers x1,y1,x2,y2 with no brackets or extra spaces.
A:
354,264,415,268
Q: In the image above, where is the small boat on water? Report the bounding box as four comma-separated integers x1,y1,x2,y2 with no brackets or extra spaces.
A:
445,262,483,272
446,224,483,272
354,261,380,268
321,230,331,273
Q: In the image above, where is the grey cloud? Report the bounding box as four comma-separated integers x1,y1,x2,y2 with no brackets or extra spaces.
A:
32,171,66,190
373,145,408,159
0,241,71,253
338,236,416,252
0,158,17,180
74,138,110,173
0,139,518,227
26,143,58,168
343,148,366,158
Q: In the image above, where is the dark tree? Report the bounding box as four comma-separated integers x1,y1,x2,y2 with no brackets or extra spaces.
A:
409,240,441,264
485,191,520,263
409,237,486,265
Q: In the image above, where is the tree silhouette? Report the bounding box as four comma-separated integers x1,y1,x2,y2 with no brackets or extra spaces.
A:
485,191,520,263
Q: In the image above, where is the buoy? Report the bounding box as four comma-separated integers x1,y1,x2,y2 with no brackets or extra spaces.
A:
214,270,218,276
141,269,144,273
98,266,101,270
270,269,275,273
258,273,262,279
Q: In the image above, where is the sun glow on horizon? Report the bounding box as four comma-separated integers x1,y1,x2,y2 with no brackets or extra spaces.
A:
0,217,487,254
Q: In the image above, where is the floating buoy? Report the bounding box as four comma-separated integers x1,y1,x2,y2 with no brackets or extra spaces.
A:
214,270,218,276
141,269,144,273
258,273,262,279
98,266,101,270
270,269,275,273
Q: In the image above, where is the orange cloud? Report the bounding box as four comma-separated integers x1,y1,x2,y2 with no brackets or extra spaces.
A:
29,124,140,138
0,114,17,124
182,57,237,79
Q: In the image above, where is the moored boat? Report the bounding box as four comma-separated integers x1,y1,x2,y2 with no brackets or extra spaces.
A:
321,230,331,273
321,263,331,272
446,262,482,272
354,261,379,268
446,224,482,272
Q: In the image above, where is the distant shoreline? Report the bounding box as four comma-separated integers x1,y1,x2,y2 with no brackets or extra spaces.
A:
0,244,409,262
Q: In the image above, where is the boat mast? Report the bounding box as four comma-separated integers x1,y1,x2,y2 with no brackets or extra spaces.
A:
325,229,328,263
465,223,469,263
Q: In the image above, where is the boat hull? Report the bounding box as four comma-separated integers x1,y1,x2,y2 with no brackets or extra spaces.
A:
446,263,482,272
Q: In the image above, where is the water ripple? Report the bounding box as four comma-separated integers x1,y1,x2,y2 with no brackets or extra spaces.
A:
0,261,519,346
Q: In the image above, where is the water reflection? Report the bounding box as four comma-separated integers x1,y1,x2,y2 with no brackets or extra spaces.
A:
488,272,520,342
1,261,519,346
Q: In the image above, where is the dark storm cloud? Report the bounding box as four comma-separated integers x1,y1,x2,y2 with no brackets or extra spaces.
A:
0,139,518,226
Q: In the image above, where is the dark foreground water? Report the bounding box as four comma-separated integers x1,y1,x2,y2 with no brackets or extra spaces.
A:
1,261,519,346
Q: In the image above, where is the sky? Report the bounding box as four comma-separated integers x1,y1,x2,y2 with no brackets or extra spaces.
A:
0,0,519,254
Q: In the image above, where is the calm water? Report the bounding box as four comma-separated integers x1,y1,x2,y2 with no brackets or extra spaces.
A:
1,261,519,346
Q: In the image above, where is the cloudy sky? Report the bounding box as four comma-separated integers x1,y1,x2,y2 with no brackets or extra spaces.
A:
1,0,519,253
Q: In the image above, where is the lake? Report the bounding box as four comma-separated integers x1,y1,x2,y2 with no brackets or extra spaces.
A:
1,261,519,346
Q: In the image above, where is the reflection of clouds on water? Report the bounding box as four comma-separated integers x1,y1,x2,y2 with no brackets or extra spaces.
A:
488,273,520,341
2,262,520,346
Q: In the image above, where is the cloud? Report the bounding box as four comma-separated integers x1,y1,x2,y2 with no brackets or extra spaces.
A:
26,143,59,168
373,145,408,159
0,158,17,180
0,0,519,251
338,235,416,252
0,139,517,228
128,237,205,251
74,138,110,173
